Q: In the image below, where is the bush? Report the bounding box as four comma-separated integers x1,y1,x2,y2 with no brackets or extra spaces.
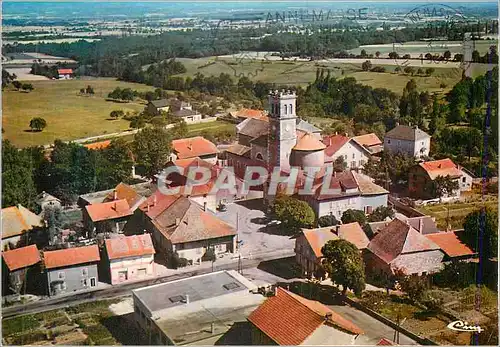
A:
432,261,476,289
318,214,339,227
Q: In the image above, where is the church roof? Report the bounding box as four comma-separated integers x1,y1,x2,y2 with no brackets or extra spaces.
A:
293,133,326,151
296,119,321,133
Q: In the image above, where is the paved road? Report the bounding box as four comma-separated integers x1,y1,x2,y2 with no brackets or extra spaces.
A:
3,249,294,319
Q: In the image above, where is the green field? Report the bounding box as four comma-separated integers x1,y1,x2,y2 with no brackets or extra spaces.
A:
175,56,478,94
2,78,155,148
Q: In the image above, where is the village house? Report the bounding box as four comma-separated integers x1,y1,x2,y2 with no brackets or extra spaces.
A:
83,199,133,235
36,191,62,213
1,205,44,250
426,231,476,262
57,68,73,79
229,108,268,122
352,133,384,155
384,124,431,158
295,223,369,277
296,170,389,219
78,182,154,208
408,158,469,200
2,244,42,295
248,287,363,345
43,245,100,296
170,136,218,165
102,234,155,284
103,182,146,212
364,219,444,277
366,215,440,238
146,99,170,115
132,270,264,345
163,157,248,211
124,192,237,266
322,133,373,169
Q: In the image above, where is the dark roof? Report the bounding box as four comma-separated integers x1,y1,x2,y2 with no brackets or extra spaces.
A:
238,118,269,139
250,134,268,147
367,219,441,265
173,109,199,117
385,125,430,141
226,143,251,157
150,99,170,108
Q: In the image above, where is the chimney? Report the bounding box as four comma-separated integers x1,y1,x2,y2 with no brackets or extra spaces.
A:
111,202,117,211
113,190,117,200
335,131,338,136
396,121,400,126
175,217,180,226
419,218,423,233
325,312,333,321
333,171,337,177
273,285,278,296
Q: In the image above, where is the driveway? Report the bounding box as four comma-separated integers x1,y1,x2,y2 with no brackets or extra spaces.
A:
216,198,295,258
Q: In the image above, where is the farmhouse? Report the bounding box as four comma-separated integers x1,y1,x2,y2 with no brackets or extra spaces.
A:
83,199,133,235
170,136,218,165
1,205,44,250
248,287,363,345
57,68,73,79
2,244,42,295
103,234,155,284
43,245,100,296
323,133,373,169
384,124,431,158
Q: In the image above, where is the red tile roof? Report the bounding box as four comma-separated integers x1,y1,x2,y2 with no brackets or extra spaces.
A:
426,231,476,258
248,287,363,345
172,136,218,159
44,245,100,269
301,228,339,258
139,191,180,219
104,183,144,209
85,199,132,222
353,133,382,147
233,108,267,120
368,219,441,265
2,245,41,271
83,140,111,150
337,222,370,250
293,133,326,151
419,158,462,180
57,68,73,74
323,135,350,157
105,234,155,260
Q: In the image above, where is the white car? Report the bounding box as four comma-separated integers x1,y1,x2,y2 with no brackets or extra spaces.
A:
266,220,282,227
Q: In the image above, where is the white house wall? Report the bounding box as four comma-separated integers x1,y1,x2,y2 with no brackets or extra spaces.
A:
332,141,370,169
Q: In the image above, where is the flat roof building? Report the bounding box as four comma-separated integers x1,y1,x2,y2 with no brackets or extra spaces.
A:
132,270,267,345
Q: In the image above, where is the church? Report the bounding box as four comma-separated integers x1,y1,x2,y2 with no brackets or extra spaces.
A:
225,90,388,219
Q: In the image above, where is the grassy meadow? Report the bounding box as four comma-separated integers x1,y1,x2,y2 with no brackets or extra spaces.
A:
2,78,154,147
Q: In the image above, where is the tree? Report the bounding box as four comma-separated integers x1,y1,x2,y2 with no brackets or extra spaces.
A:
43,205,63,246
318,214,339,227
21,83,34,92
171,120,188,139
367,206,395,222
341,209,367,225
133,126,172,180
86,85,94,95
95,138,134,189
416,68,424,75
388,52,399,59
425,67,435,76
403,66,415,75
375,51,381,58
360,49,367,57
361,60,372,71
2,140,37,209
110,110,124,119
130,116,146,129
321,239,365,296
394,66,401,73
462,208,498,260
29,117,47,132
333,156,347,172
12,80,22,90
394,269,428,303
443,50,451,60
430,175,459,202
273,196,315,231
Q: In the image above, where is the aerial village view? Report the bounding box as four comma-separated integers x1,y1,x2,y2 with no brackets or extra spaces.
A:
1,1,499,346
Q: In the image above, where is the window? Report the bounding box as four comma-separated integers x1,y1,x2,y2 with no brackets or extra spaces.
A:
82,268,88,276
289,104,293,114
90,278,96,287
61,282,67,290
138,268,147,276
421,141,424,145
284,104,287,114
82,278,88,287
462,177,466,183
352,153,355,159
256,153,264,161
58,272,65,279
387,139,391,144
344,155,347,160
351,161,356,168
